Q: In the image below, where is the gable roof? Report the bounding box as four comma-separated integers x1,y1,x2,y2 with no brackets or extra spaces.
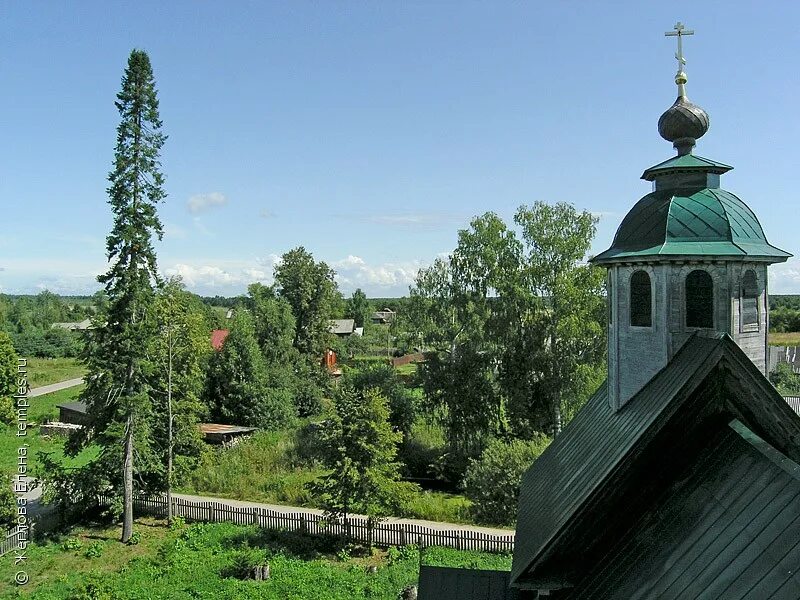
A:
572,419,800,598
57,401,87,414
329,319,355,335
511,332,800,586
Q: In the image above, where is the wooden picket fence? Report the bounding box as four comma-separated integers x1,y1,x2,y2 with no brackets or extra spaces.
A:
0,528,22,557
98,494,514,553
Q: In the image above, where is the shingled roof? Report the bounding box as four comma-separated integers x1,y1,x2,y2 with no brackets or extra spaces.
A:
511,332,800,591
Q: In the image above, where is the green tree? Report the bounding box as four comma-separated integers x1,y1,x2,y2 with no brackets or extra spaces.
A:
462,435,550,525
511,202,605,434
346,288,371,329
74,49,167,542
245,283,296,364
309,386,417,536
205,311,294,429
0,332,18,425
149,278,210,523
0,474,17,529
412,204,605,466
770,362,800,396
274,246,339,357
344,364,418,441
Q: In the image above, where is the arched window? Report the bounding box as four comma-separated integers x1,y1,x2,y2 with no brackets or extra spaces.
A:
741,269,759,328
630,270,652,327
686,270,714,328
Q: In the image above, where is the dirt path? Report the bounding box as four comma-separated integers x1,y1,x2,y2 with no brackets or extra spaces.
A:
27,377,84,397
174,492,515,537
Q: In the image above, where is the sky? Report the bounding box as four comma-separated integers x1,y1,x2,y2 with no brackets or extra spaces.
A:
2,1,800,298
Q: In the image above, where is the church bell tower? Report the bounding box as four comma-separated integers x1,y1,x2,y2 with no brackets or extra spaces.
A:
590,23,791,411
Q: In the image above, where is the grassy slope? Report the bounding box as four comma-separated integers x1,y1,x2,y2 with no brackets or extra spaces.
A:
0,385,95,476
25,358,86,389
0,518,511,599
769,332,800,346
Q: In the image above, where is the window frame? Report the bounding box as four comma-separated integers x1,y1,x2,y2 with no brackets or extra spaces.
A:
685,269,715,329
629,270,653,328
740,269,760,332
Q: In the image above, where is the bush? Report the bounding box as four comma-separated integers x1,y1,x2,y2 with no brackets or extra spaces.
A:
0,396,15,426
222,546,270,579
61,537,83,551
770,362,800,396
84,541,104,558
0,474,16,528
126,531,141,546
462,435,550,526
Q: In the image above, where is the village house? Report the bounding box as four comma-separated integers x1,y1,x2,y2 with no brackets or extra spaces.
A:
419,24,800,599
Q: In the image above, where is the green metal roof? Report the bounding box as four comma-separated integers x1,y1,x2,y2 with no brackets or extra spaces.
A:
641,153,732,181
591,186,791,264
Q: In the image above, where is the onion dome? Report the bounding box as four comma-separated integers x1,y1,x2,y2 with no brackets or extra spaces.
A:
657,72,710,156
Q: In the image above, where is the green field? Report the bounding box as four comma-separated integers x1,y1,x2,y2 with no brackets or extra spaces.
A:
24,358,86,389
769,332,800,346
0,385,96,476
0,518,511,599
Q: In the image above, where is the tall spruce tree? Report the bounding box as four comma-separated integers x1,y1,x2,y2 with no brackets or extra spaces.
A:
80,50,166,542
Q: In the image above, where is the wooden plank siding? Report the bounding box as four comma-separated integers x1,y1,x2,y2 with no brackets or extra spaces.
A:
96,494,515,553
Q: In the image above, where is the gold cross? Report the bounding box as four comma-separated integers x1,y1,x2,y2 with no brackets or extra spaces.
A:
665,22,694,72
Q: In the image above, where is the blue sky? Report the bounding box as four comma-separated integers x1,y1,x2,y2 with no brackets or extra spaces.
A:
3,1,799,297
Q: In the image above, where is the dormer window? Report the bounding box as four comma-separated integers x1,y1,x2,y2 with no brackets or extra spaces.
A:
741,269,759,329
630,271,652,327
686,269,714,328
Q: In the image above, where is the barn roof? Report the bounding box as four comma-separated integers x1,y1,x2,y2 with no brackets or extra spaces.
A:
511,332,800,588
329,319,355,335
56,401,87,414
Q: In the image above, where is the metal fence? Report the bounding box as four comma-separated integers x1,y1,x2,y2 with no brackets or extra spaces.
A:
99,494,515,553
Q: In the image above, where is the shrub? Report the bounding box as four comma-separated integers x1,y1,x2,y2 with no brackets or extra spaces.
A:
222,547,270,579
462,435,550,526
0,474,16,528
0,396,15,426
84,541,104,558
126,531,141,546
61,537,83,551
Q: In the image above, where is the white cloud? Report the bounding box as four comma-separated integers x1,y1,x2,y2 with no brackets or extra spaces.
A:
332,255,424,292
163,222,188,239
770,259,800,294
187,192,228,214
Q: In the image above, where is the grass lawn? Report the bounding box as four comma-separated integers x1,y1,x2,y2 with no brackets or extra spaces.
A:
24,358,86,389
769,331,800,346
0,385,96,477
0,518,511,599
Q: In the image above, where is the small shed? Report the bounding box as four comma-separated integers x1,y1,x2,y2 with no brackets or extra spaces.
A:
51,319,92,331
371,309,395,324
329,319,355,337
199,423,256,445
56,401,90,426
